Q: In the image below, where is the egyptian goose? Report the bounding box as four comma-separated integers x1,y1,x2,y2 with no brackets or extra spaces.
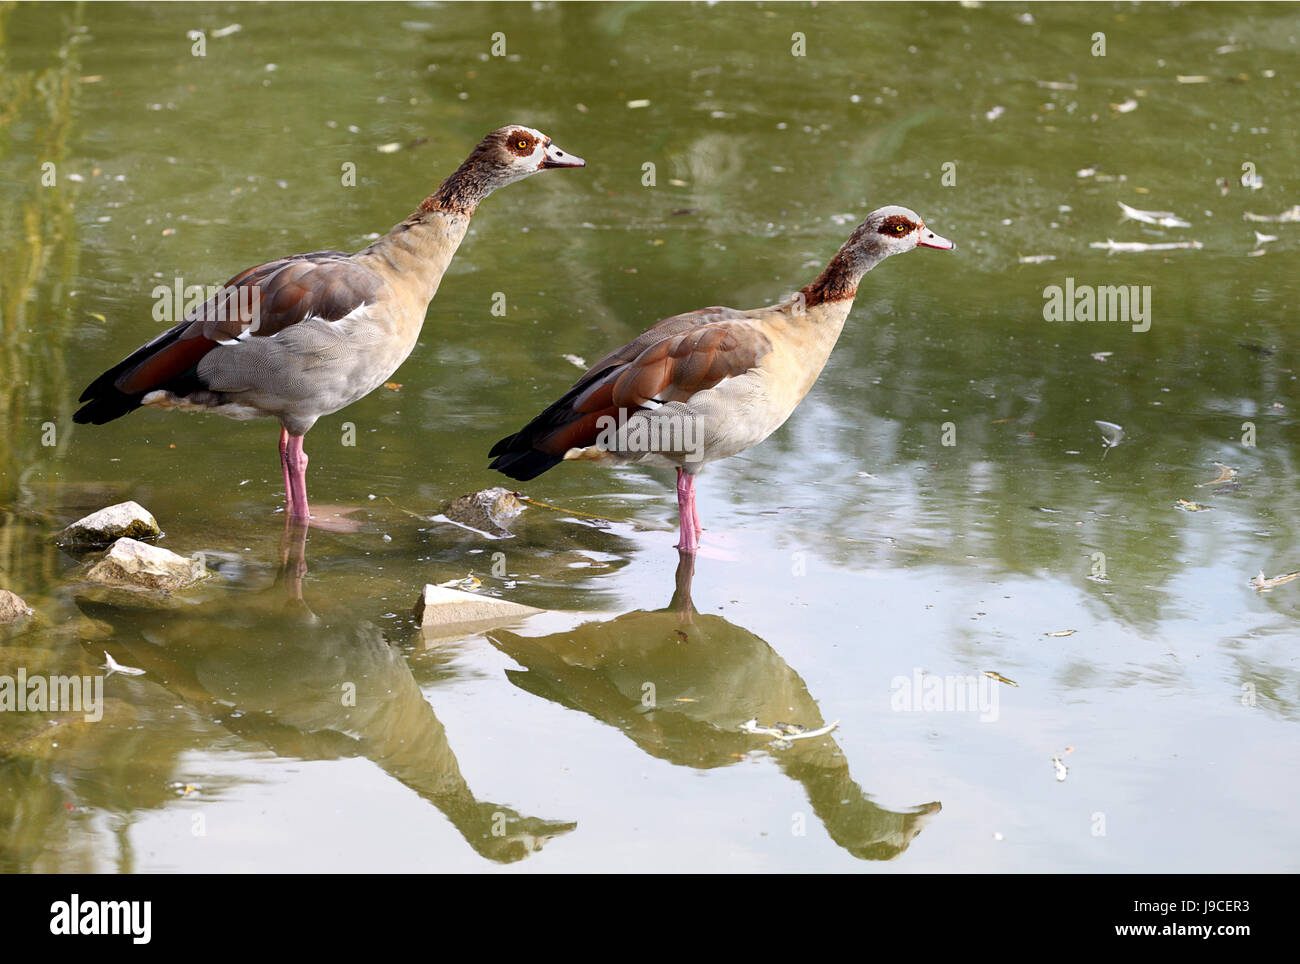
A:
74,126,584,519
489,205,952,552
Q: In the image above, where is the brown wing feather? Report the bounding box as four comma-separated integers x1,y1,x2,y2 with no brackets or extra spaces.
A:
75,251,382,423
489,307,771,480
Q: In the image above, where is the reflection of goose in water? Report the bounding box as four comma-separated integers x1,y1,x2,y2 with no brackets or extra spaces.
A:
488,551,940,861
76,538,574,864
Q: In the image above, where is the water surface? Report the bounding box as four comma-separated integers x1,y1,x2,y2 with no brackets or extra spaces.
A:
1,1,1298,872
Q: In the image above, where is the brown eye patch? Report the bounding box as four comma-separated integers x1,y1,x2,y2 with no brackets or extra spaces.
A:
877,215,918,236
506,131,536,156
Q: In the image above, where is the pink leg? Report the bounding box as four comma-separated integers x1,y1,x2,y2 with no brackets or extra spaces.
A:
675,468,698,553
284,433,310,520
279,428,295,515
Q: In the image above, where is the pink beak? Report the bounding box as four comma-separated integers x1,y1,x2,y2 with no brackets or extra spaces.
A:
541,142,585,169
918,226,954,250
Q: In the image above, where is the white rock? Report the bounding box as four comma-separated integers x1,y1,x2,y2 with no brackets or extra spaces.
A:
413,584,541,637
57,501,160,548
84,538,208,593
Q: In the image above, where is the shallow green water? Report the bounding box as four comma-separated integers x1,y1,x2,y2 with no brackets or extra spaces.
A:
1,1,1298,871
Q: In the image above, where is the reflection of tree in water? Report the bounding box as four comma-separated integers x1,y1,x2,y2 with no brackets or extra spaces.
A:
490,551,940,861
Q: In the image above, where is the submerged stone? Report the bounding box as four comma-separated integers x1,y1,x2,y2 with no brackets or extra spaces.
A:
56,501,161,548
83,538,209,593
0,590,33,623
442,487,525,536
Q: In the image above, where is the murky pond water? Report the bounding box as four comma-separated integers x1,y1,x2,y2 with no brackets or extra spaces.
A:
2,1,1297,872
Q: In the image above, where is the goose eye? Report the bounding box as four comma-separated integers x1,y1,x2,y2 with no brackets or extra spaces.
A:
516,140,529,151
894,223,907,234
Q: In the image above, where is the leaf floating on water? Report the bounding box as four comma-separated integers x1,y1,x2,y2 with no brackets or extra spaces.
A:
103,651,145,677
1052,755,1069,782
1195,462,1237,486
1045,630,1077,638
983,671,1019,687
1175,499,1211,512
740,717,839,746
1243,205,1300,223
436,573,482,591
1117,201,1190,228
1251,570,1300,592
384,382,402,390
1095,420,1124,458
1090,239,1203,253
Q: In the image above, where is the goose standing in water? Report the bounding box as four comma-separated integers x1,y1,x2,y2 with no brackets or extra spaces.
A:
75,126,585,520
489,206,952,552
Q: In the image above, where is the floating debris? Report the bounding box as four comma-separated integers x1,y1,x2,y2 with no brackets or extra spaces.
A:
1112,98,1139,113
626,99,651,109
1052,755,1069,782
984,105,1006,121
1095,420,1124,456
211,23,242,38
103,651,146,677
1044,630,1077,638
1017,253,1056,264
1195,462,1238,486
561,353,587,369
436,573,482,592
1090,239,1203,253
1243,205,1300,223
1177,74,1212,84
982,671,1018,687
1175,499,1211,512
1254,231,1279,245
1091,351,1113,362
1117,200,1190,228
740,718,839,749
1035,80,1077,90
1251,570,1299,592
377,142,402,154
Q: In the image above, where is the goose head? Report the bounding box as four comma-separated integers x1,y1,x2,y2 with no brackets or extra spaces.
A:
476,125,586,187
853,205,954,258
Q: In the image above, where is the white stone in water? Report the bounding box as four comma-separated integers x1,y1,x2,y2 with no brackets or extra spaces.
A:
413,584,541,636
57,501,161,548
0,589,33,623
84,538,209,593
